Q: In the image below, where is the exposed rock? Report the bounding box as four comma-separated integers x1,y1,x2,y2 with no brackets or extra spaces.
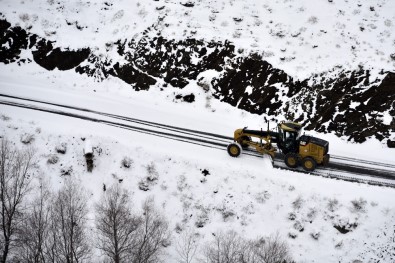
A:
110,62,156,91
0,20,29,64
32,39,90,70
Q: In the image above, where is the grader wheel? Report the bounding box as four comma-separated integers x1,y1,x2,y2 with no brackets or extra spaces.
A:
227,143,242,157
302,157,317,172
284,153,298,168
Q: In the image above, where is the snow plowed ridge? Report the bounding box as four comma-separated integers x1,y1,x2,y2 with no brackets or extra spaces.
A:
1,94,394,187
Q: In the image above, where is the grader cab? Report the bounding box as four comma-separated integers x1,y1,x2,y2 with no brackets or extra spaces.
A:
227,122,330,172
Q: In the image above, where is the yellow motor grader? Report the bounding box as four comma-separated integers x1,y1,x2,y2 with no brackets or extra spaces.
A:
227,122,330,171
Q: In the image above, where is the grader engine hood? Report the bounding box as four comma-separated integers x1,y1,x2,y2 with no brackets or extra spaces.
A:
299,135,329,153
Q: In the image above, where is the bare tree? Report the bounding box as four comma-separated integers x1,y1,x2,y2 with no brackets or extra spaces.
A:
204,231,293,263
250,233,293,263
0,139,35,262
46,179,91,263
95,184,141,263
204,231,243,263
175,229,199,263
132,198,170,263
16,176,52,263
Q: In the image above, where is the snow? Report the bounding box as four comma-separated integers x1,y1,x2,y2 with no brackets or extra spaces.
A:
1,0,395,262
1,62,395,262
2,0,395,79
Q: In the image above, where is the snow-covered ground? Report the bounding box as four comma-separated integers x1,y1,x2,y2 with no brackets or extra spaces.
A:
1,0,394,79
1,61,395,262
1,0,395,262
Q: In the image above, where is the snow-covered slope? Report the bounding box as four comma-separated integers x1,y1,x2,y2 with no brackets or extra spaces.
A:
1,0,394,142
2,0,394,78
1,0,395,262
1,61,395,263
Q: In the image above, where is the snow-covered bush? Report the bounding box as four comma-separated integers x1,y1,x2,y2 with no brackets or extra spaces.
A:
310,230,320,240
327,198,339,212
254,190,271,204
292,195,304,210
293,220,304,232
19,13,30,22
195,209,209,228
20,133,34,144
60,165,73,176
0,114,10,121
146,162,159,181
121,156,133,168
350,198,367,213
47,154,59,164
138,179,150,191
55,142,67,154
197,77,211,92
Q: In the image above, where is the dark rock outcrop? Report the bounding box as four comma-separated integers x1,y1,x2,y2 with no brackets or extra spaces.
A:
32,39,90,71
0,19,29,64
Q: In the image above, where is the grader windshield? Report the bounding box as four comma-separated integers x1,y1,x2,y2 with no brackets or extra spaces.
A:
277,122,303,154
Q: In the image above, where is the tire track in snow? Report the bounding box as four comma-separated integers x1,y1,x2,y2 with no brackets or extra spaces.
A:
1,95,395,188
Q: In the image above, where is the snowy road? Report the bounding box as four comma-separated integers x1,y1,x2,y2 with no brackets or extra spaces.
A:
1,93,395,188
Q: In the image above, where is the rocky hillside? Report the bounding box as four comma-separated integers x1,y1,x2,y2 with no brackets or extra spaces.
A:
1,18,394,142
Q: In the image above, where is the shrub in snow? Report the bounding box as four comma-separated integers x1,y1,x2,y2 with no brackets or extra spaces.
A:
0,114,10,121
233,30,241,38
20,133,34,144
175,223,184,234
307,16,318,24
60,166,73,176
112,10,124,22
293,221,304,232
242,203,255,215
47,154,59,164
209,13,216,22
254,191,271,204
292,196,304,210
333,217,358,234
138,180,150,191
306,207,317,222
288,231,298,239
195,210,209,228
310,231,320,240
121,156,133,168
19,13,30,22
146,162,159,181
350,198,367,213
220,208,235,222
197,77,210,92
327,198,339,212
177,175,188,192
55,143,67,154
288,212,296,221
335,240,343,249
